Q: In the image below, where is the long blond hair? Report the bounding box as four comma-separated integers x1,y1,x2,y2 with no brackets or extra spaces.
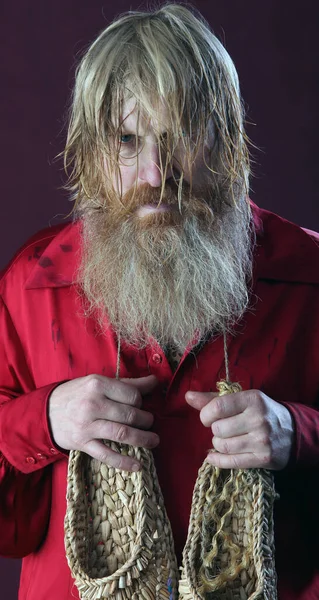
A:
64,3,250,208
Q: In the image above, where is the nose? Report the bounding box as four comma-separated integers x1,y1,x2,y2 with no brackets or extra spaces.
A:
139,141,172,187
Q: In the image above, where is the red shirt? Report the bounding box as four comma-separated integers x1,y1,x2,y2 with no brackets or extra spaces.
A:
0,203,319,600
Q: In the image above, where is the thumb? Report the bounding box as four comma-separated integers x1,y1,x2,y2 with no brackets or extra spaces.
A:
83,440,141,472
186,390,218,411
120,374,159,396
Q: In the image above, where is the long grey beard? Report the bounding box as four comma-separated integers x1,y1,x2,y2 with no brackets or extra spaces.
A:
77,199,254,353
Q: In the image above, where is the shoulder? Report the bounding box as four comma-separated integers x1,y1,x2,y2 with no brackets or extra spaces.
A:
0,221,81,298
252,203,319,284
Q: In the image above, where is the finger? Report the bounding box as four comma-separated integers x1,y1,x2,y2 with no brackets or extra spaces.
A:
120,375,159,396
212,433,251,455
97,375,158,407
206,450,268,470
200,392,248,427
82,439,141,472
92,420,160,450
93,399,154,430
185,391,218,411
211,413,250,438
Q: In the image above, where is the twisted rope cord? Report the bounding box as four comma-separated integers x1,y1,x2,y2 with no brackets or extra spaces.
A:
65,332,277,599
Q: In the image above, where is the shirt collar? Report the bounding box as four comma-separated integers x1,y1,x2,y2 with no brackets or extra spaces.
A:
251,201,319,284
25,203,319,290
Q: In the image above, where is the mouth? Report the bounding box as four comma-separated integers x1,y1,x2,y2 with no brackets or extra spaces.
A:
135,204,173,218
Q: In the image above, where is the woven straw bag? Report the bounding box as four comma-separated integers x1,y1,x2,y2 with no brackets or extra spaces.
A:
65,381,278,600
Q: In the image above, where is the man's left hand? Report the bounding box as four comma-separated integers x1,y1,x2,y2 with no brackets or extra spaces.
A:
185,389,295,470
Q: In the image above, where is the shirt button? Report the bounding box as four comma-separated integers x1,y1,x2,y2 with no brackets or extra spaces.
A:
25,456,36,464
36,453,47,460
49,447,57,454
152,353,162,364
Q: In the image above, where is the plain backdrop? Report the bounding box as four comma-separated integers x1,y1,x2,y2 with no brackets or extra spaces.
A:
1,0,318,597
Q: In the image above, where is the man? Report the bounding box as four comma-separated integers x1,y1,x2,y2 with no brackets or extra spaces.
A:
0,4,318,599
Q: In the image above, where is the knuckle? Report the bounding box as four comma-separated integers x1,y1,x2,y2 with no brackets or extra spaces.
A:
129,388,141,406
115,455,130,471
115,424,129,442
75,397,93,424
251,388,262,401
105,378,123,399
85,374,103,395
231,455,241,469
125,407,137,426
211,421,220,436
103,452,120,469
99,447,116,466
215,397,227,415
221,439,231,454
115,455,138,472
253,390,267,412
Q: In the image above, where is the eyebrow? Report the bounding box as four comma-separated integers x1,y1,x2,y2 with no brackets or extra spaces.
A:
120,124,138,133
120,124,169,139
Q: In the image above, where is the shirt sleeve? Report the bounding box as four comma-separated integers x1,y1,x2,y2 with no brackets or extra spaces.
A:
281,400,319,468
0,294,66,557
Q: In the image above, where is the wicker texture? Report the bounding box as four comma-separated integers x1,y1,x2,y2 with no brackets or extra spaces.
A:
65,381,277,599
65,443,179,599
178,462,277,600
178,382,278,600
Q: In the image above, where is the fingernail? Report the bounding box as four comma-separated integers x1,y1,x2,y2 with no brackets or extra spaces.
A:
131,463,141,471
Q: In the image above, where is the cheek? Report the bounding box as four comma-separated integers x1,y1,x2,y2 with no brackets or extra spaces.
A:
107,163,137,195
173,143,211,187
190,153,209,188
119,166,137,194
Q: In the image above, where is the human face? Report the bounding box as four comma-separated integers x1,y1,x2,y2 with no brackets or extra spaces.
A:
80,99,252,351
110,97,215,205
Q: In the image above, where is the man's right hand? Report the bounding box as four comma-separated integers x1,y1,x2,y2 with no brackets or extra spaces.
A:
48,374,159,471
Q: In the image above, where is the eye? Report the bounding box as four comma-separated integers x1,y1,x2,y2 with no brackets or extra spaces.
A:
159,132,168,142
120,134,135,144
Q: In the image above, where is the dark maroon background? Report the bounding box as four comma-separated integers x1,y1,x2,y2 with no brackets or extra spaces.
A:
1,1,318,597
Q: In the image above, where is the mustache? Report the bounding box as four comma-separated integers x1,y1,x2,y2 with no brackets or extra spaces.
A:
119,181,188,210
106,181,218,223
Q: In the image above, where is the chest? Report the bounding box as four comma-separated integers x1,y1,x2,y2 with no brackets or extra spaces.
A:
17,280,317,403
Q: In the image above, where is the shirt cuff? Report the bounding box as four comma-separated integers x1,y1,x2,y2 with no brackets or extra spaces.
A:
0,383,68,473
281,400,319,468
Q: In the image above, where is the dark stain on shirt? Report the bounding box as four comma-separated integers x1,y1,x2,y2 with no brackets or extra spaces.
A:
60,244,73,253
68,348,74,370
51,319,61,350
39,256,54,268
